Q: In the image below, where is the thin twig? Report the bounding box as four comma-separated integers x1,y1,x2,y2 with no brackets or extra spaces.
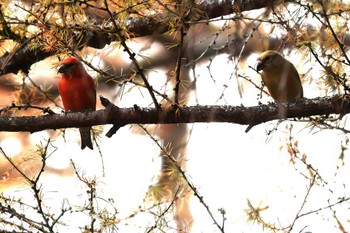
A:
174,24,185,106
318,0,350,66
288,176,316,232
103,0,161,111
70,160,97,232
146,187,181,233
0,103,55,115
140,125,225,233
0,140,56,233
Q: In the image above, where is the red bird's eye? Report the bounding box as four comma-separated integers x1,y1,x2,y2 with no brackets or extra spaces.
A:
58,63,75,73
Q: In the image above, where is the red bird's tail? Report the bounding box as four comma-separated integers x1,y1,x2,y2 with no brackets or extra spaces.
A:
79,127,93,150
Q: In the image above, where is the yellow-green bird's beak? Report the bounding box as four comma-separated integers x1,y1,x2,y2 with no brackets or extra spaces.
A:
256,61,264,72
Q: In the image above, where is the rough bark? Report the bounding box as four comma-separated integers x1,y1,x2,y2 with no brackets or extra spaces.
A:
0,95,345,134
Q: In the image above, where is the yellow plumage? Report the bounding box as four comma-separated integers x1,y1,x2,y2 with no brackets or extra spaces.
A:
256,50,303,103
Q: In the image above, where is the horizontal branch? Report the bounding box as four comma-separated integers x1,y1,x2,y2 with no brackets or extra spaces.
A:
0,95,347,134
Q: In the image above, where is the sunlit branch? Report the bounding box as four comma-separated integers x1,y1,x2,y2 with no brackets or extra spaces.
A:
318,0,350,67
307,44,349,92
0,0,296,76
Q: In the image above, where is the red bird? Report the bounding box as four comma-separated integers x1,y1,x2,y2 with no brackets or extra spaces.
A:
58,57,96,150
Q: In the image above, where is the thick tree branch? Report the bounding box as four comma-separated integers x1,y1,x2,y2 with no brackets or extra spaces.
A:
0,0,294,75
0,95,347,134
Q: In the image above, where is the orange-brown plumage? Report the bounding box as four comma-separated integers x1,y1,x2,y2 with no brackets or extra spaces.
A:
58,57,96,150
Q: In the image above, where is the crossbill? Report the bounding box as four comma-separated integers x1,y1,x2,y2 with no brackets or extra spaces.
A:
256,50,303,103
58,57,96,150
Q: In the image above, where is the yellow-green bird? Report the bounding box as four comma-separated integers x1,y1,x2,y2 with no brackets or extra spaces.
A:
256,50,303,103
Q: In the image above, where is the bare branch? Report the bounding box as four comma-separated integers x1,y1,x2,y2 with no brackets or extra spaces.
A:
0,95,347,134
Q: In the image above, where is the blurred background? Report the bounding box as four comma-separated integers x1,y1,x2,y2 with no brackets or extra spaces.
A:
0,0,350,232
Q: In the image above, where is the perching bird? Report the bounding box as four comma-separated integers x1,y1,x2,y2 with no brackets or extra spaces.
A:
58,57,96,150
256,50,303,103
